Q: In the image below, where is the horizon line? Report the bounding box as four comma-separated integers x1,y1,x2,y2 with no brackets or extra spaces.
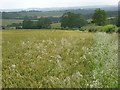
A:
0,4,118,10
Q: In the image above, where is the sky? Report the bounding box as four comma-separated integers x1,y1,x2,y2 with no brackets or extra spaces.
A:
0,0,119,9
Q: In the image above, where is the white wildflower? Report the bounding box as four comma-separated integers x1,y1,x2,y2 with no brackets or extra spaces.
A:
11,64,16,70
22,41,25,45
90,84,93,88
76,71,83,77
37,56,42,60
27,40,30,43
42,40,45,43
83,55,86,60
50,56,54,58
56,55,62,59
65,76,70,82
61,38,66,46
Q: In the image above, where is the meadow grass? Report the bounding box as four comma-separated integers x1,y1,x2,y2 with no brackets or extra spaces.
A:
51,23,61,29
1,19,23,26
2,30,118,88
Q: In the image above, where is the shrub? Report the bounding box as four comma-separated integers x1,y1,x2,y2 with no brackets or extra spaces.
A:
80,24,118,33
117,27,120,33
80,25,101,32
79,27,86,31
102,25,117,33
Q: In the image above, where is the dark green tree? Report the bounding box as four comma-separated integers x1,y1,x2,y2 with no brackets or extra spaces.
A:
61,12,87,28
37,18,51,29
92,8,107,26
22,20,33,29
22,18,51,29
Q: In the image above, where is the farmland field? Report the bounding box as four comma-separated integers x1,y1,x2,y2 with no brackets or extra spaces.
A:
2,30,118,88
51,23,61,29
1,19,23,26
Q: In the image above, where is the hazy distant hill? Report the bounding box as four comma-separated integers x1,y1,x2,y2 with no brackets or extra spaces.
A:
0,5,117,12
0,5,118,19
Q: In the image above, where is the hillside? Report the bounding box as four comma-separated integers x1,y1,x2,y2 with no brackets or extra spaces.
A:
1,5,118,19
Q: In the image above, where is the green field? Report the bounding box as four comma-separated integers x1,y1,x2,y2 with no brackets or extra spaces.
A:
1,19,61,29
2,30,118,88
51,23,61,29
1,19,23,26
19,11,63,17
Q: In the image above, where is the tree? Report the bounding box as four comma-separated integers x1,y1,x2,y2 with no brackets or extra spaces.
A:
60,12,87,28
9,23,22,29
37,18,51,29
22,20,33,29
22,18,51,29
92,9,107,26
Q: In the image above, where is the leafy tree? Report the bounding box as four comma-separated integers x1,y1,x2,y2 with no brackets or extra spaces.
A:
22,18,51,29
8,23,22,29
92,9,107,26
61,12,87,28
22,20,33,29
37,18,51,29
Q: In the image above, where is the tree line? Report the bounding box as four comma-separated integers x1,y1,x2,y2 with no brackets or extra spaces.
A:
3,8,118,29
21,8,118,29
22,18,51,29
2,9,117,19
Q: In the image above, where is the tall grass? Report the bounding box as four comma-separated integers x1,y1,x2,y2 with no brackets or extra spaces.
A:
87,32,118,88
2,30,118,88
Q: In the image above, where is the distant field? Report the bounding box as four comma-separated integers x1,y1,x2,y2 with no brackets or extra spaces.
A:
1,19,61,28
1,19,23,26
19,11,63,17
2,30,118,88
51,23,61,29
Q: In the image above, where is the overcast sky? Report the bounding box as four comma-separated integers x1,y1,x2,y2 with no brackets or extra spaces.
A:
0,0,119,9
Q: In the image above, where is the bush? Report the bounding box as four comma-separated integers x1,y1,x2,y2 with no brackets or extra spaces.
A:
79,27,86,31
80,25,101,32
102,25,117,33
80,24,118,33
117,27,120,33
61,12,87,28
